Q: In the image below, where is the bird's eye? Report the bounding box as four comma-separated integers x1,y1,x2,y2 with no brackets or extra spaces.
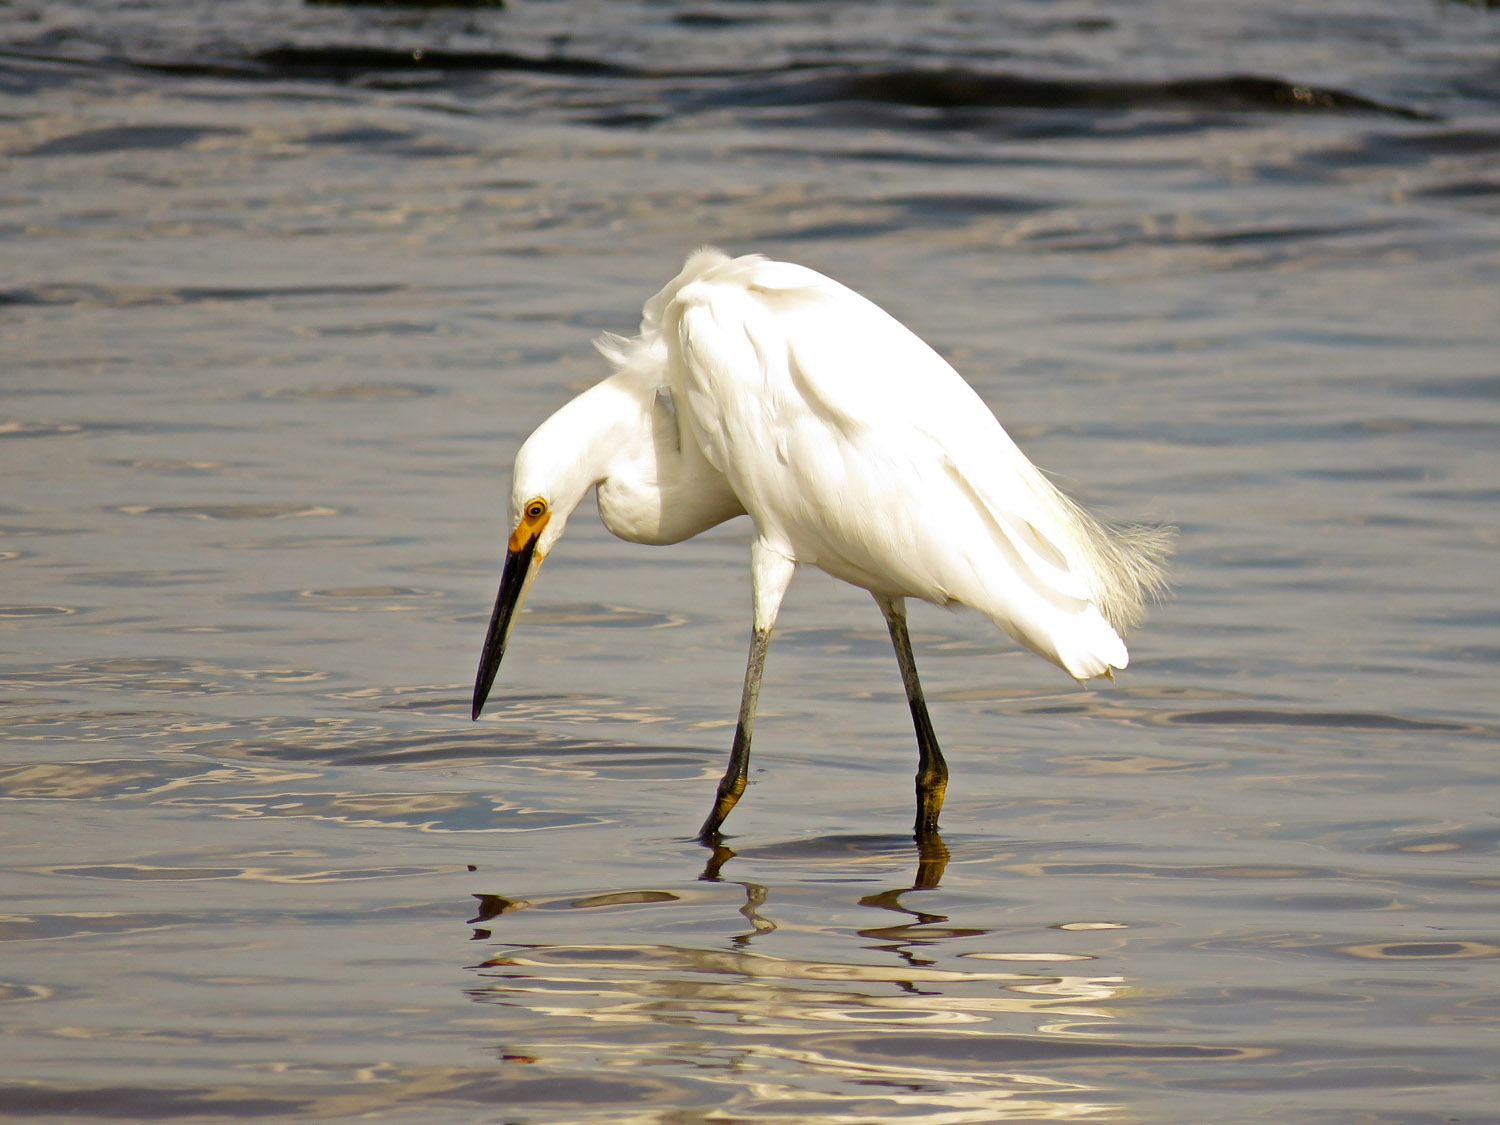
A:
525,499,547,519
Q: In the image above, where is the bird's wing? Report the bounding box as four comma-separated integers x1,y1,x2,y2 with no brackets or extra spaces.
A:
666,252,1127,676
740,258,1094,584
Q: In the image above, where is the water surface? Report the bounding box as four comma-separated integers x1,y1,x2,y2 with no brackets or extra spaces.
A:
2,1,1499,1120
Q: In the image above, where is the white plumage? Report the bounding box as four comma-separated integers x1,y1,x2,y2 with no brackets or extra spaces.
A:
474,248,1171,839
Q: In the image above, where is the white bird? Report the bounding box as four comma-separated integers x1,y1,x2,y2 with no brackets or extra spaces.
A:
473,249,1172,840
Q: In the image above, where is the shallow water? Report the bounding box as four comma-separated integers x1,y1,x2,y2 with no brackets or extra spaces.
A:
3,1,1500,1120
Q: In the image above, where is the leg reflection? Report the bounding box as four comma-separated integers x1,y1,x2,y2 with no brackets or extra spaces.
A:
698,839,736,882
696,837,775,943
915,829,949,890
857,832,981,965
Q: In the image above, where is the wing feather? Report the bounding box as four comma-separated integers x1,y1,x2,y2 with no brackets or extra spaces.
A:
652,248,1168,678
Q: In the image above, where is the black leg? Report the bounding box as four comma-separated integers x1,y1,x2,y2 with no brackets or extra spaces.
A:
877,595,948,837
698,624,771,841
698,543,793,841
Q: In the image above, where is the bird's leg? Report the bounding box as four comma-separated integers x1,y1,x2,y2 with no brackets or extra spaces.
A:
876,595,948,838
697,625,769,840
698,543,794,841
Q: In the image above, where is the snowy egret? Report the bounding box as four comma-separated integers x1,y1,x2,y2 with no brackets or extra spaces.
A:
472,249,1172,839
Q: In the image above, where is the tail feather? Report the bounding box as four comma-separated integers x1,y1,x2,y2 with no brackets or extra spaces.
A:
1039,479,1175,634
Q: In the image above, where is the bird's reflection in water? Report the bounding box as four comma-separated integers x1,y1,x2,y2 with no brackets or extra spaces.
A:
468,892,529,939
467,832,957,948
463,833,1140,1123
698,832,955,951
853,833,989,971
913,830,949,890
697,831,947,888
697,838,775,944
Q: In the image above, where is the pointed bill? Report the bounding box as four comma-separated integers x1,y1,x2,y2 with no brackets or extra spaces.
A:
471,513,548,720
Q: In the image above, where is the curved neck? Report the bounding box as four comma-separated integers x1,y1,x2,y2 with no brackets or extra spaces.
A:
595,383,745,546
516,370,743,548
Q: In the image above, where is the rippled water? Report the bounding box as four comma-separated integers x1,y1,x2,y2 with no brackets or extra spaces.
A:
3,1,1499,1120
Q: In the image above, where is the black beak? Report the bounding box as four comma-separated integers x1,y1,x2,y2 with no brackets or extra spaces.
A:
471,532,541,720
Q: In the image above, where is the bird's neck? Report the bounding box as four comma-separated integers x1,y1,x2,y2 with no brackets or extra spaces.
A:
595,383,744,546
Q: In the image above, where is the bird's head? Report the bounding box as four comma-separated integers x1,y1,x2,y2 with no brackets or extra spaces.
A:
470,408,604,721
